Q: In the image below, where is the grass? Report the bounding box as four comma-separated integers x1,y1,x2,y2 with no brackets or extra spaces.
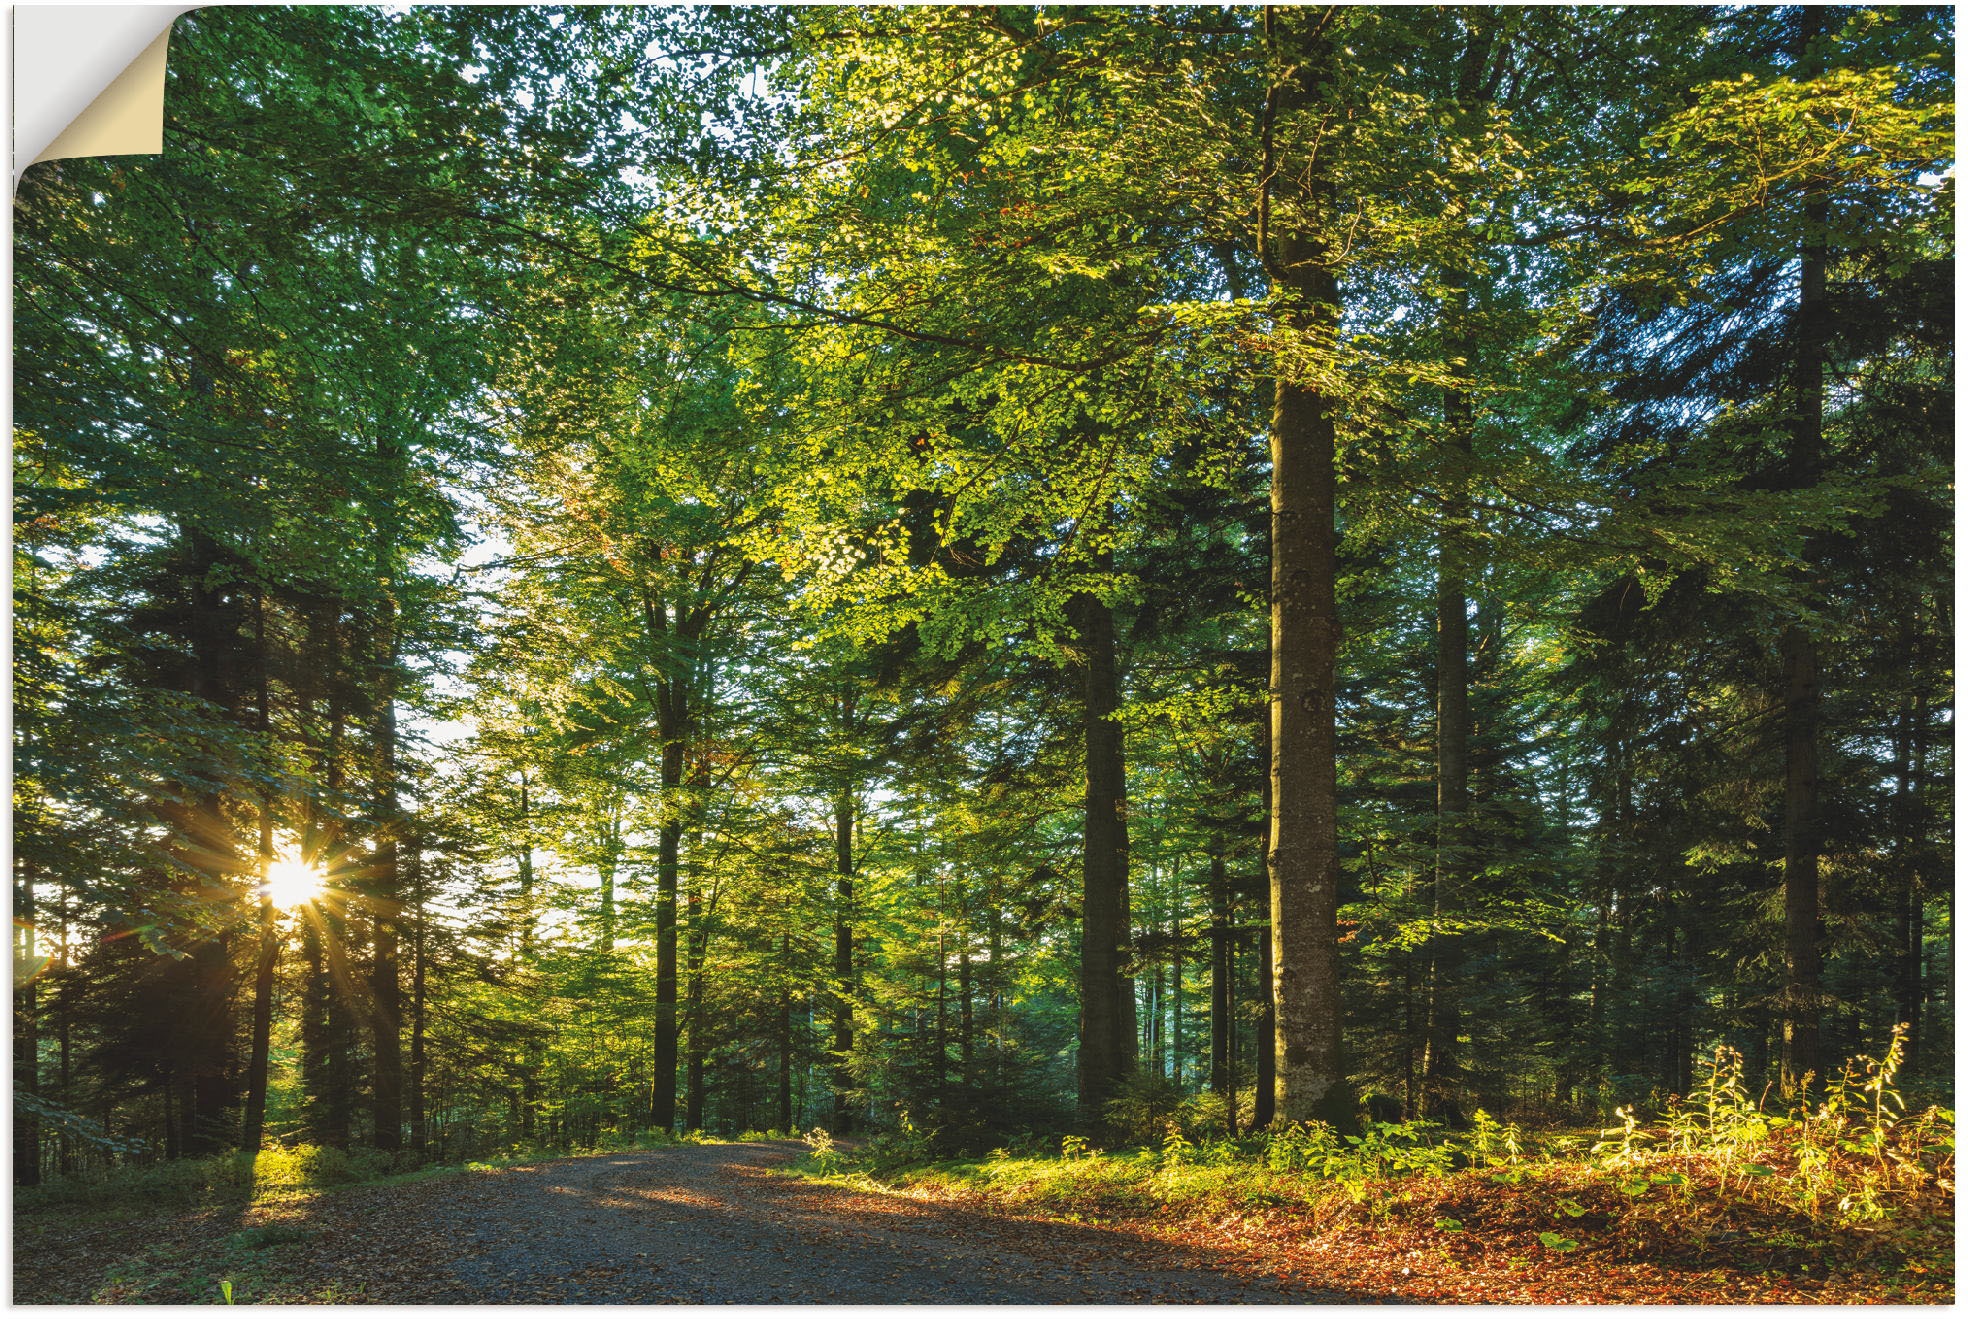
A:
791,1035,1953,1302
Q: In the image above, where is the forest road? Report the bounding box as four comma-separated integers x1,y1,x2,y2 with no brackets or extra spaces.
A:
386,1139,1373,1304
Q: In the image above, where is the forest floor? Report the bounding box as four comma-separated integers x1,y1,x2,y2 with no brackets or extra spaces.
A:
797,1142,1954,1306
12,1139,1360,1304
14,1136,1951,1305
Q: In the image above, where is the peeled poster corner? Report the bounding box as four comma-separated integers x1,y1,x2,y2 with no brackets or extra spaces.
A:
13,5,196,189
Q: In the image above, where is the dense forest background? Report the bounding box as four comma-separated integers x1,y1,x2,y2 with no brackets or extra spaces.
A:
13,4,1951,1184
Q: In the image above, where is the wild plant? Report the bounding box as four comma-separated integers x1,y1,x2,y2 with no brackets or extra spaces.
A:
801,1125,842,1172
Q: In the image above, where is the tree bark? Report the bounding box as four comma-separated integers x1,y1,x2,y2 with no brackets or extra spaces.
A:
242,587,278,1153
684,824,709,1132
15,865,40,1186
646,585,687,1131
1264,6,1351,1127
1208,847,1235,1131
832,786,857,1129
1074,576,1135,1118
778,932,795,1132
369,590,404,1152
409,833,429,1154
1426,391,1472,1124
1780,5,1829,1097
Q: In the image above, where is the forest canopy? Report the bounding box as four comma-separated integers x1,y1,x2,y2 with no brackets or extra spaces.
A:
11,3,1952,1183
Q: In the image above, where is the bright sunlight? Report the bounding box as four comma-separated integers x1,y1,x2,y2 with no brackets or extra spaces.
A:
260,857,324,909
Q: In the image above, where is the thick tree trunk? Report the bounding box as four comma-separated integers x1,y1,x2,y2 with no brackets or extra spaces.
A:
1263,6,1352,1131
15,868,40,1186
1074,579,1135,1118
652,673,686,1130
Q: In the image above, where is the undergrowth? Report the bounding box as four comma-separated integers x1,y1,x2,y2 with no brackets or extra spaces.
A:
794,1030,1952,1277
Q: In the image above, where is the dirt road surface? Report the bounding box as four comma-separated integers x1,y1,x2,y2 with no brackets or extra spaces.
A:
19,1140,1388,1304
392,1140,1370,1303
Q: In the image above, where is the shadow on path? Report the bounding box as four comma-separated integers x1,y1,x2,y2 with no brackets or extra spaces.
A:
301,1140,1394,1305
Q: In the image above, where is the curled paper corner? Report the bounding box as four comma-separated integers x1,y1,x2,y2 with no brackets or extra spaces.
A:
14,6,196,188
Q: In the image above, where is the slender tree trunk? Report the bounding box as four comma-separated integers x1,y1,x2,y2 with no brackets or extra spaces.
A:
778,932,794,1132
1780,7,1830,1096
1074,569,1135,1118
242,588,278,1153
369,592,404,1153
56,887,73,1175
958,934,974,1082
1426,434,1472,1125
409,835,428,1154
684,827,708,1132
831,787,856,1129
1253,695,1276,1130
1254,920,1276,1130
1208,848,1235,1130
1899,683,1929,1064
934,928,950,1090
302,597,357,1148
242,901,279,1152
516,772,536,957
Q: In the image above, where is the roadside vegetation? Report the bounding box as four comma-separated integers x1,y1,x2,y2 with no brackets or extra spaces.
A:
795,1038,1953,1303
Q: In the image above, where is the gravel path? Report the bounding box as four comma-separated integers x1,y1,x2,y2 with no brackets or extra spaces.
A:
375,1141,1369,1304
15,1140,1390,1304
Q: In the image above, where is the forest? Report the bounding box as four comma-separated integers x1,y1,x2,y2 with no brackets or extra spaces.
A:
10,7,1953,1295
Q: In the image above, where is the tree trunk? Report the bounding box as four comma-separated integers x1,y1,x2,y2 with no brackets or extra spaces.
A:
1898,681,1929,1065
15,866,40,1186
242,588,278,1153
831,787,856,1129
958,934,975,1082
1254,920,1276,1130
241,901,278,1152
409,834,429,1154
778,932,794,1132
652,676,685,1130
1779,7,1830,1097
1208,847,1235,1131
684,831,708,1132
1074,576,1135,1117
1264,6,1351,1124
369,592,404,1153
1426,404,1472,1125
